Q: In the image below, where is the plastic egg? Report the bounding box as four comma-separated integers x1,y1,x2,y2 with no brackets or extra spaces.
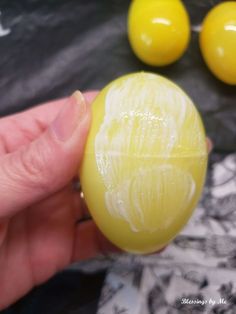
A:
128,0,190,66
80,72,208,254
200,1,236,85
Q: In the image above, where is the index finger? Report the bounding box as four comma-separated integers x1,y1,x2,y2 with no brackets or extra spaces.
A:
0,91,99,154
1,91,99,127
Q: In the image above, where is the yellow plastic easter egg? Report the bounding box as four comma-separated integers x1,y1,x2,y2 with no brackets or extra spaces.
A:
80,72,208,254
200,1,236,85
128,0,190,66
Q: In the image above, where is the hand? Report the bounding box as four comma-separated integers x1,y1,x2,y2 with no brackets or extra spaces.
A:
0,91,117,310
0,90,213,310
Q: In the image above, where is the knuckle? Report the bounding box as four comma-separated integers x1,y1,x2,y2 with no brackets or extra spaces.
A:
18,142,54,193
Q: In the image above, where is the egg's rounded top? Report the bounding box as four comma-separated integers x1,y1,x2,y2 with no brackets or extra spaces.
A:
84,72,207,158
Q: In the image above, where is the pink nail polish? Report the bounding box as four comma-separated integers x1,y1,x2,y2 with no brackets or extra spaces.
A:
51,91,87,141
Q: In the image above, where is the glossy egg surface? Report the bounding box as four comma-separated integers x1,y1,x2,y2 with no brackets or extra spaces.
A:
200,1,236,85
128,0,190,66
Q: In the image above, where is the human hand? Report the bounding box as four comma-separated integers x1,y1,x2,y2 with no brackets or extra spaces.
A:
0,91,117,310
0,90,213,309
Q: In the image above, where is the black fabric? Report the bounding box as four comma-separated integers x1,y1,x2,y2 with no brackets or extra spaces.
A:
1,270,106,314
0,0,235,152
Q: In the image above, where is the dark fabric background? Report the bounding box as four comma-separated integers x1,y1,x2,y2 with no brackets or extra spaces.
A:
0,0,235,313
1,270,106,314
0,0,235,151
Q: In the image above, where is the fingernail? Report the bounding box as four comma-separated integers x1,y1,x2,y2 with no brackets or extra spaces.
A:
51,91,87,141
207,138,213,153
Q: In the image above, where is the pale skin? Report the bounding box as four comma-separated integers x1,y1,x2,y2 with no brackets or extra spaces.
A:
0,91,212,310
0,91,116,310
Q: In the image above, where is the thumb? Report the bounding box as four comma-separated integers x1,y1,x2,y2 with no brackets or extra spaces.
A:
0,91,91,218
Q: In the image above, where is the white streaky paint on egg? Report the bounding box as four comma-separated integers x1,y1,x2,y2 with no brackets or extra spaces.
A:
94,73,201,232
105,165,196,232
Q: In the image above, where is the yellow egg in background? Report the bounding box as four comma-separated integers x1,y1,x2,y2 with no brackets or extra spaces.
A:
80,72,208,254
128,0,190,66
200,1,236,85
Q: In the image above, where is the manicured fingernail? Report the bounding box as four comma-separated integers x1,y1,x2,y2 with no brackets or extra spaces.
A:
51,91,87,141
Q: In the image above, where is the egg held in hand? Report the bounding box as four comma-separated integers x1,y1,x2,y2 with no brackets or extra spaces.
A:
80,72,208,254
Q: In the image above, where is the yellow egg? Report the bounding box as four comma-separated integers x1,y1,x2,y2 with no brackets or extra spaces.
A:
80,72,208,254
200,1,236,85
128,0,190,66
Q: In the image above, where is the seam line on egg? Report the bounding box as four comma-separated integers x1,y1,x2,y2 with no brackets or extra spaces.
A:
94,152,207,158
